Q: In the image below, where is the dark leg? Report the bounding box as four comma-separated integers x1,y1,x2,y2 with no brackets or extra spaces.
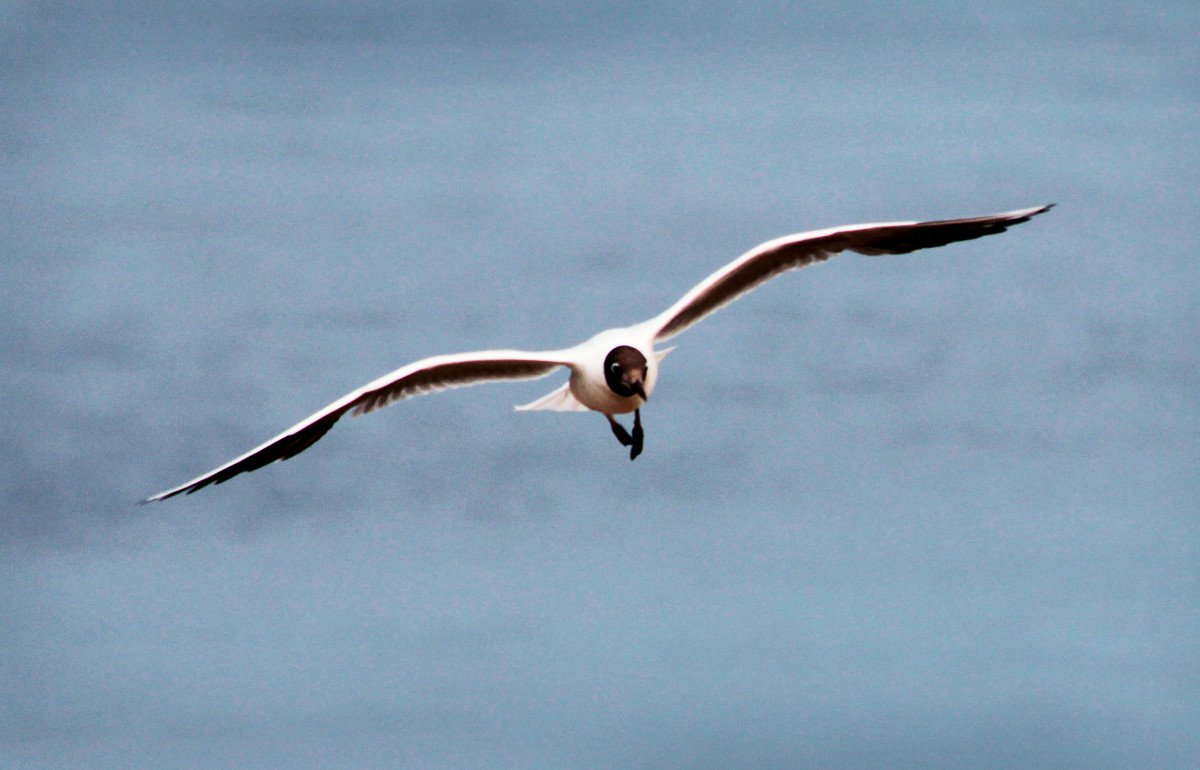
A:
630,409,644,461
607,414,633,446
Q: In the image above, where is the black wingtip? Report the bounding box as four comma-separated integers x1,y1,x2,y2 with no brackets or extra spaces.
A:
1010,203,1055,225
1020,203,1055,219
138,489,176,505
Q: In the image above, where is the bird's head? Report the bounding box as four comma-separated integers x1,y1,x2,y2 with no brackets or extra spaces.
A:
604,345,648,400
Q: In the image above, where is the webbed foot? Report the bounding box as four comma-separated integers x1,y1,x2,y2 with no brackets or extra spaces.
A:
630,409,643,461
607,415,633,446
607,412,645,460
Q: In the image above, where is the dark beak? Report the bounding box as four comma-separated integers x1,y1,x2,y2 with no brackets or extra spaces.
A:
631,378,647,401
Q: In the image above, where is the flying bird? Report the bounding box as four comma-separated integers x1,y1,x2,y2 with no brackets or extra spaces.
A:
145,204,1052,502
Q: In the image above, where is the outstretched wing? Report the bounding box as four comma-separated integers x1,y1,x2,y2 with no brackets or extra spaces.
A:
144,349,574,502
647,205,1053,342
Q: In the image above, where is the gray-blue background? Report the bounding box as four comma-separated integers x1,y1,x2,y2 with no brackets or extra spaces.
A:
3,2,1197,767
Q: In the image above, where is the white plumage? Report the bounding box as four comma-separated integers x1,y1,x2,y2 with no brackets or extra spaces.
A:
145,204,1051,502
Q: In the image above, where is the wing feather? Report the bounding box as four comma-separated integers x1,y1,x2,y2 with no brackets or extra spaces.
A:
144,349,572,502
649,205,1052,342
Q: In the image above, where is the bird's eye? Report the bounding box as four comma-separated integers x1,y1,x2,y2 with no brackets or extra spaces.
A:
610,362,622,374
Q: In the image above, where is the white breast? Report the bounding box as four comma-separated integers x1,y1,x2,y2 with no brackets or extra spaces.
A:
566,325,660,415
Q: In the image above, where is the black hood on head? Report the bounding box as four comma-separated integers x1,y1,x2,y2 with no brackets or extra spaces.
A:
604,345,648,398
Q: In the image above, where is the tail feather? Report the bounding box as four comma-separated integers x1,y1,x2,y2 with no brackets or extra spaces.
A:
515,381,589,412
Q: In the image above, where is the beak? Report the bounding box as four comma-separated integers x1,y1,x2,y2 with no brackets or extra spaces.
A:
631,378,647,401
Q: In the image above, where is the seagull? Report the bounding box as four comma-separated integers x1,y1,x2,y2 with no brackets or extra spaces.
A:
144,204,1052,502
